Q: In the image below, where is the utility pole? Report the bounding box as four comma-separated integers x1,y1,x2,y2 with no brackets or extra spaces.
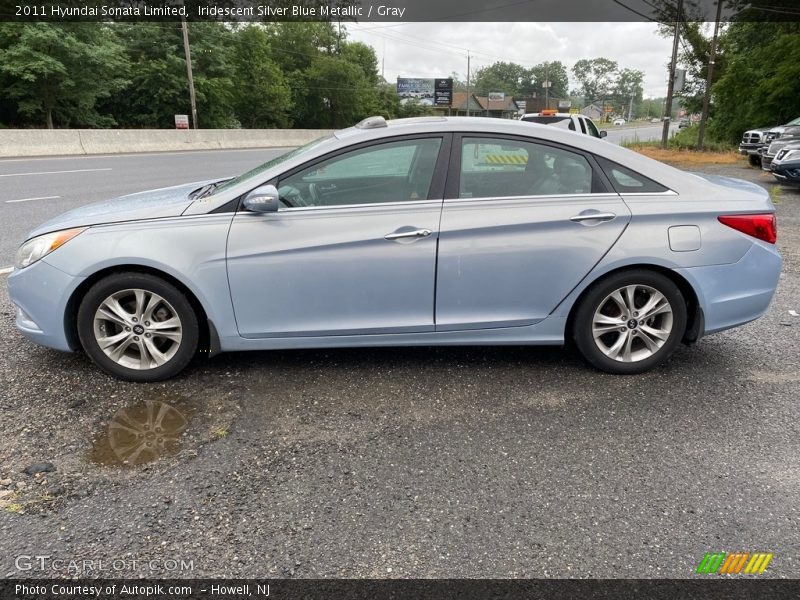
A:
697,0,723,149
661,0,683,148
181,15,198,129
466,51,471,117
544,62,549,110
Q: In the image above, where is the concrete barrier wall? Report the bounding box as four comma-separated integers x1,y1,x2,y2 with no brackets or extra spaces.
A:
0,129,335,158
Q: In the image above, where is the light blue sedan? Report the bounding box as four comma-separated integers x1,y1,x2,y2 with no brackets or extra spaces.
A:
7,117,781,381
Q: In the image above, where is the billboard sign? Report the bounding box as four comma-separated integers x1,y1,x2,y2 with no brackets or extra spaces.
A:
397,78,452,106
488,92,505,102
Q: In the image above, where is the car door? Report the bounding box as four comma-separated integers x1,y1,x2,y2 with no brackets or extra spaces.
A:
435,134,631,330
227,135,449,338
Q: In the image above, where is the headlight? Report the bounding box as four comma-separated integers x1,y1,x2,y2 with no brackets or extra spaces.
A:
781,149,800,162
14,227,87,270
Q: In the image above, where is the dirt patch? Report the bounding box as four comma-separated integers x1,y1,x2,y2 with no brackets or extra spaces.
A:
627,145,740,167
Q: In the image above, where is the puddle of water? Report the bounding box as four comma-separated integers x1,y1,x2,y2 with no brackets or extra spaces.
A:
89,396,195,467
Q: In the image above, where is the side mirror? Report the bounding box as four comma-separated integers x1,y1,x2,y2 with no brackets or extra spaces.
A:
600,130,608,138
243,185,279,213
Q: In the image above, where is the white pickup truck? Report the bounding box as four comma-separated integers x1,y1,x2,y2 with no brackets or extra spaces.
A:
519,110,607,139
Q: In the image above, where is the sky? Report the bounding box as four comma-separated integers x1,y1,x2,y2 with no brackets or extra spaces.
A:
346,22,678,98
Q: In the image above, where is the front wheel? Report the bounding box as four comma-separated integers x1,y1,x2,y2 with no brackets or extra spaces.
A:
77,273,199,382
573,270,687,374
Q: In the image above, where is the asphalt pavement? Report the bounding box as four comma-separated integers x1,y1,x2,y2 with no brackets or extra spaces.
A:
0,153,798,578
0,148,284,268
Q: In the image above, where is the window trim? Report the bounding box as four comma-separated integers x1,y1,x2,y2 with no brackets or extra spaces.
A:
238,133,453,213
594,155,672,194
446,132,610,200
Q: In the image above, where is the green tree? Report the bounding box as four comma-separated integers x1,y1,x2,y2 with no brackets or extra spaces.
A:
612,68,644,117
528,61,569,99
473,61,534,97
570,57,618,103
301,55,376,128
102,22,236,128
710,22,800,144
0,23,128,128
230,25,292,128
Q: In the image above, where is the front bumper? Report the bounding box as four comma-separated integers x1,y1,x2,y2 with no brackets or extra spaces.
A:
771,161,800,186
739,144,764,156
674,241,782,336
6,259,85,352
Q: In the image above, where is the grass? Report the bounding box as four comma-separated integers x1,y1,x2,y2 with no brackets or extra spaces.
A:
4,503,23,514
211,426,229,439
623,124,739,166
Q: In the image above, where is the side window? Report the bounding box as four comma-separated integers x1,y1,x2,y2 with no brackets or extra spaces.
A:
595,156,669,193
585,119,601,138
459,137,594,198
278,138,442,207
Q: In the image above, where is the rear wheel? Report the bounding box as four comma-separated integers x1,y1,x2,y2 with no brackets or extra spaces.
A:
748,154,762,167
77,273,198,382
573,270,687,374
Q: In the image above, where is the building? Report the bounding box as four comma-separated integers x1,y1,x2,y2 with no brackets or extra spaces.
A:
437,93,520,119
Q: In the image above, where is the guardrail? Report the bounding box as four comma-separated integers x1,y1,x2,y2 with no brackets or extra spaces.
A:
0,129,335,158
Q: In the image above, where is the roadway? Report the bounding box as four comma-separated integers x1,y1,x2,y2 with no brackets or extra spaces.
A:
0,123,674,268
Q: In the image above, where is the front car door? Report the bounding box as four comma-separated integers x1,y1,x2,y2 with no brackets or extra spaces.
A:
227,135,449,338
435,134,631,330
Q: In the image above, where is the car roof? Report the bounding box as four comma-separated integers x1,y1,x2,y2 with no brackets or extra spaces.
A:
330,116,691,190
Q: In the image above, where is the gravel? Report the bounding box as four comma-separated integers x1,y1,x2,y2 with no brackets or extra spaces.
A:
0,162,798,579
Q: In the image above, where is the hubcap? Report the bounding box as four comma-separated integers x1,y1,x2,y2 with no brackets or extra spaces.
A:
591,284,673,363
93,289,183,370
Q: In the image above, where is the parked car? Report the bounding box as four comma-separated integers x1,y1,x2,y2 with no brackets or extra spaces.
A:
678,118,691,129
519,110,607,139
7,116,781,381
613,118,626,125
740,117,800,167
761,125,800,171
650,117,661,123
770,142,800,186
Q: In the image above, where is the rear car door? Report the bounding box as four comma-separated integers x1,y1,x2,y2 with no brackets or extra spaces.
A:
435,134,631,330
226,135,450,338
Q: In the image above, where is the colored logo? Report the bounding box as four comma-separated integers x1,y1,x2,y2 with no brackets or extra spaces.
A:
696,552,773,575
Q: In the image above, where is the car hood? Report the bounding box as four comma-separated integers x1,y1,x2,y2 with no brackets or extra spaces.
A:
26,180,215,240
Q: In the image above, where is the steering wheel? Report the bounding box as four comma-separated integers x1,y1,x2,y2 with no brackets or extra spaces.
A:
279,185,312,208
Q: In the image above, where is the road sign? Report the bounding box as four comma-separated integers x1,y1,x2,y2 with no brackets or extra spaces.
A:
175,114,189,129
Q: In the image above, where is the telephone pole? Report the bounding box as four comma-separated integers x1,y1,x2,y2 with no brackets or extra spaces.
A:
697,0,723,149
181,15,198,129
466,51,471,117
661,0,683,148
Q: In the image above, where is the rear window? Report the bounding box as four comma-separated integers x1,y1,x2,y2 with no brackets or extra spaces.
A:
595,156,669,194
521,116,576,131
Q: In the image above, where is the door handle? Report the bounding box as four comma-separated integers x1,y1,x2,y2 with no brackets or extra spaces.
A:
570,212,616,223
384,228,432,240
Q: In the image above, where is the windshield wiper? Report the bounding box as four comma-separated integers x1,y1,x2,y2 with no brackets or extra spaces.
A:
189,182,218,200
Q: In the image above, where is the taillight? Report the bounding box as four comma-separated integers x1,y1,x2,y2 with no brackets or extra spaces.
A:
718,214,777,244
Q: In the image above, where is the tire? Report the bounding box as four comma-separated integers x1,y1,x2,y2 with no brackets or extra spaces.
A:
77,273,199,382
573,270,687,375
748,154,761,167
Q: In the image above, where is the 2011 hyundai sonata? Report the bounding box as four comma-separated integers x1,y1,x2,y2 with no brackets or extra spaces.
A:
7,116,781,381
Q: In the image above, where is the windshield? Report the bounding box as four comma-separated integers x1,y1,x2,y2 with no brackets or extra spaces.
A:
212,135,334,195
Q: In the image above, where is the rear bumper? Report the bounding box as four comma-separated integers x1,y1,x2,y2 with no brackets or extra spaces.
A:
6,260,84,352
674,241,782,335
